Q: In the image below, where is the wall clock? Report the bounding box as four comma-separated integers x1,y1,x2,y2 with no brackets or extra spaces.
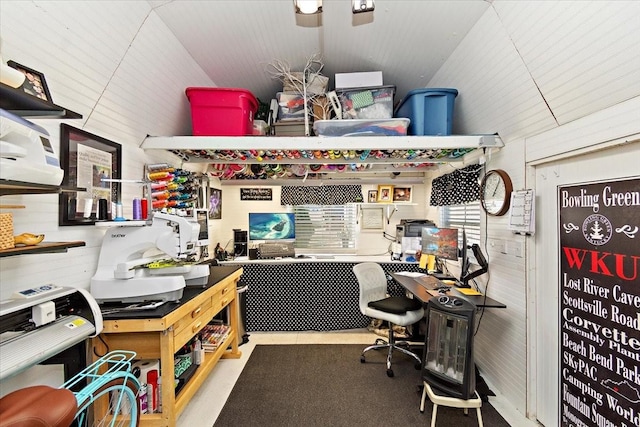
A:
480,169,513,216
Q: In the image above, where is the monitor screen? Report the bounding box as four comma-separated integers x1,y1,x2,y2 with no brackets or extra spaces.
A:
421,227,459,261
248,213,295,240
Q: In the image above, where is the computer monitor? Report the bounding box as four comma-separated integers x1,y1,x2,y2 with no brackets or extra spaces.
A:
194,209,209,247
421,227,459,261
248,213,295,241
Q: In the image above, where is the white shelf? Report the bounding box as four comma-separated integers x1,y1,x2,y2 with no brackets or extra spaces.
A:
141,134,503,165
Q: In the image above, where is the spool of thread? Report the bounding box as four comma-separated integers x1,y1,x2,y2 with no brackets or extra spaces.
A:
82,198,93,218
132,198,142,220
114,202,125,221
97,199,108,220
141,199,148,219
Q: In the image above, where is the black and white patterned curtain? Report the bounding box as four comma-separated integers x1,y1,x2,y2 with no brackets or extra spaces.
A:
281,185,363,205
430,165,482,206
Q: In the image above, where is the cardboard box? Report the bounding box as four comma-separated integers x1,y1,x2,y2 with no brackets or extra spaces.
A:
334,71,383,89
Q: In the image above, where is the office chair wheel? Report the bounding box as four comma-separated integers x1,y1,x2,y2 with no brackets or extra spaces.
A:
415,362,422,370
360,355,366,363
386,368,394,377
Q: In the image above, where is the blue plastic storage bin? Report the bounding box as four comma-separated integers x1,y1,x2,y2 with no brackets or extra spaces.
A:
394,88,458,135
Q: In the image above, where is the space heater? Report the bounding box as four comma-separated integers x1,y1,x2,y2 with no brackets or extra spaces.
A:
422,295,477,399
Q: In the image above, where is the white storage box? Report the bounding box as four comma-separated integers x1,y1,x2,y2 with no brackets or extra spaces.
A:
335,71,383,89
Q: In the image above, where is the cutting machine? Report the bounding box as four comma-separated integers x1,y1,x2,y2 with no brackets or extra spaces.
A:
90,212,209,303
0,285,102,380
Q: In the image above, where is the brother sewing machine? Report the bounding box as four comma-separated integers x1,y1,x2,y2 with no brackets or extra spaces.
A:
0,285,102,380
90,212,210,304
0,108,64,186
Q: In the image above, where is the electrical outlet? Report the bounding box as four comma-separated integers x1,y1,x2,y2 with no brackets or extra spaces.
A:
506,241,524,258
490,239,506,254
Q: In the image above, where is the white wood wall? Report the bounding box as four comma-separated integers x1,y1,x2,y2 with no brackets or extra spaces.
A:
1,2,639,423
428,1,640,420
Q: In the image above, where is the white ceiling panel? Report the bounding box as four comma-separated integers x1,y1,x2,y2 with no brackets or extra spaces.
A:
151,0,490,102
494,1,640,125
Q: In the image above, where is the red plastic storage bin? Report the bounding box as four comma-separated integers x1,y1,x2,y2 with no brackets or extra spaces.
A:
186,87,258,136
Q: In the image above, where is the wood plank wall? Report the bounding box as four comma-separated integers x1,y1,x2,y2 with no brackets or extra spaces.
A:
428,1,640,417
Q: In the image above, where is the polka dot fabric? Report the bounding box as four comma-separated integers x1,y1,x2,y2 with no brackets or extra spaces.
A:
241,262,421,331
281,185,363,205
429,165,481,206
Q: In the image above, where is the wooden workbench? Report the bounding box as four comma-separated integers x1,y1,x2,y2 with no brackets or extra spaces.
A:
92,265,243,426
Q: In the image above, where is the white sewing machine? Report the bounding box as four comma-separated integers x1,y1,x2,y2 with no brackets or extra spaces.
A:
0,285,102,380
90,212,210,303
0,108,64,186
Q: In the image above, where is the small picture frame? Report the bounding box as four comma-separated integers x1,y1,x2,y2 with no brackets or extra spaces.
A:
393,186,413,202
361,206,384,230
209,188,222,220
368,190,378,203
7,60,53,103
377,185,394,203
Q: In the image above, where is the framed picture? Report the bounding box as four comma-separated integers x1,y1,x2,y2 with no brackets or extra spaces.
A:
361,206,384,230
209,188,222,220
393,186,413,202
377,185,393,203
368,190,378,203
59,124,121,226
7,60,53,103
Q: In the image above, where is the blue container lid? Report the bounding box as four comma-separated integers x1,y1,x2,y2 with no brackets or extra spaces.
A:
403,87,458,98
394,88,458,116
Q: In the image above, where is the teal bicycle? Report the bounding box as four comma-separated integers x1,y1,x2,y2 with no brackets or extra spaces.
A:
62,350,140,427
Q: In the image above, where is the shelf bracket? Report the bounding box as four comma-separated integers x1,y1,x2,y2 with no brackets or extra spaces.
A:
386,204,397,224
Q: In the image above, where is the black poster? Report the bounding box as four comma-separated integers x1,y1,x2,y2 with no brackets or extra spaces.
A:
240,188,272,201
559,178,640,427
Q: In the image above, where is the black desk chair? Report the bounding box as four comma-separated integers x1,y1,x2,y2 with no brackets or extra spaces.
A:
353,262,424,377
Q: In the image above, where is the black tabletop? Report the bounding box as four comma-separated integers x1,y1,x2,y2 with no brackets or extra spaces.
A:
391,272,507,309
101,265,242,320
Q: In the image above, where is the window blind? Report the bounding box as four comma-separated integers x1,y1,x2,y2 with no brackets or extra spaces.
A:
440,201,481,246
292,204,358,251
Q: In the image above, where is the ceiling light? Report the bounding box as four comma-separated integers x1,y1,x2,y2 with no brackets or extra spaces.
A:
352,0,374,14
294,0,323,15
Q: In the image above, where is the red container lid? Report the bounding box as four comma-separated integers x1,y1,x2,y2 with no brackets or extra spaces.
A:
185,87,258,110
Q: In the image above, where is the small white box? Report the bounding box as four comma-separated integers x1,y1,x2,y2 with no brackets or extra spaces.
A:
334,71,383,89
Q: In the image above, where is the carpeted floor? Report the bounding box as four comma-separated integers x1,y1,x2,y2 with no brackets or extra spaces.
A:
213,344,511,427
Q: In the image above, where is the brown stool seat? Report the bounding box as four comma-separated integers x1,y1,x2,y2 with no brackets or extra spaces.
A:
0,385,77,427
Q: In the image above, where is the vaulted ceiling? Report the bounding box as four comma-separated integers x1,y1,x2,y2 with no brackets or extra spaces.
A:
148,0,490,103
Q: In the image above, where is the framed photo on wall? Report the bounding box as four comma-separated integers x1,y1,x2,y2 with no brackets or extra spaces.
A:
377,185,393,203
393,186,412,202
7,60,53,103
59,124,121,226
368,190,378,203
209,188,222,219
361,206,384,230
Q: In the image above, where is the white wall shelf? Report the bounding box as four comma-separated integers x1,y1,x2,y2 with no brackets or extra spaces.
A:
141,134,503,165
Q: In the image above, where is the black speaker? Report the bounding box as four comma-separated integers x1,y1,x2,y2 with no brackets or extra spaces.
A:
233,229,247,256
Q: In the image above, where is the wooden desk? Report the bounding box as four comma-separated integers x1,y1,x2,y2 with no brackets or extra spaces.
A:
391,273,507,309
92,266,243,426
